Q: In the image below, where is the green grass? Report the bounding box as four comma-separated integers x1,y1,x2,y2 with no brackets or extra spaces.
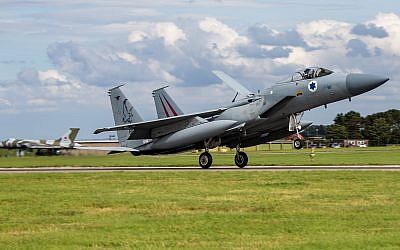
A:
0,146,399,167
1,171,400,249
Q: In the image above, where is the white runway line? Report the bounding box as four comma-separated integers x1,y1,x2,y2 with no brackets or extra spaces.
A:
0,165,400,173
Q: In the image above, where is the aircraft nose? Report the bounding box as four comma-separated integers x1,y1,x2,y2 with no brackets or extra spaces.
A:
346,73,389,96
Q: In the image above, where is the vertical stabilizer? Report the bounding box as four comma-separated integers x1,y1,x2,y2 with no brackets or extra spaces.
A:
152,86,183,119
109,85,144,147
58,128,80,147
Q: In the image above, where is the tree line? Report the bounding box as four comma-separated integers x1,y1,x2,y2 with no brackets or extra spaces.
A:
303,109,400,145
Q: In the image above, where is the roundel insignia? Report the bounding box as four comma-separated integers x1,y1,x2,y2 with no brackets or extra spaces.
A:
308,80,318,92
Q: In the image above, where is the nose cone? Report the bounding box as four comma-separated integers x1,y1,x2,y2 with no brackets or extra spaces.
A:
346,73,389,96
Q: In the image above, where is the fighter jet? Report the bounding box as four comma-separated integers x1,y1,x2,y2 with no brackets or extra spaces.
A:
0,128,80,155
94,67,389,168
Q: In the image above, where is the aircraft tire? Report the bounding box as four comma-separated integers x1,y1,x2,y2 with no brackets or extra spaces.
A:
234,151,248,168
293,139,304,150
199,152,212,169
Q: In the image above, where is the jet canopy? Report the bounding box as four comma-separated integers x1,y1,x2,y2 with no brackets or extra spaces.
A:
291,67,333,81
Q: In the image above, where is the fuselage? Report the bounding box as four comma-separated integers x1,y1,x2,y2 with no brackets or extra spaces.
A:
0,139,49,149
132,71,388,155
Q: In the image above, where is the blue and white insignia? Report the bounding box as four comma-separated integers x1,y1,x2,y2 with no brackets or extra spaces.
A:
308,81,318,92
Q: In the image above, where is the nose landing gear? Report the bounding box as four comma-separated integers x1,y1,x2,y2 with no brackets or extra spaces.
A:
290,113,305,150
293,138,304,150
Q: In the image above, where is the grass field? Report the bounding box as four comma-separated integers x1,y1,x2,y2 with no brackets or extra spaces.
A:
1,171,400,249
0,146,399,167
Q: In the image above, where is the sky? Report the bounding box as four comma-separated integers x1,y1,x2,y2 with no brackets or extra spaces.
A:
0,0,399,139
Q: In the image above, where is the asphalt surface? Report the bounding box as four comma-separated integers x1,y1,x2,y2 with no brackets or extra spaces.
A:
1,165,400,173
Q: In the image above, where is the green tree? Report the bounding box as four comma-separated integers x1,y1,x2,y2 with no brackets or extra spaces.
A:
364,117,391,146
303,125,327,138
326,111,362,139
333,113,346,126
363,109,400,145
326,124,348,139
343,111,363,139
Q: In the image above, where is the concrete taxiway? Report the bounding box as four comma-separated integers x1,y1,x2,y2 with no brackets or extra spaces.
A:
0,166,400,173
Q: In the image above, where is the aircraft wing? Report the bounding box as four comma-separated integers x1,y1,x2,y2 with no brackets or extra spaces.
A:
75,146,139,153
29,145,76,149
260,96,296,118
94,108,227,137
212,70,253,96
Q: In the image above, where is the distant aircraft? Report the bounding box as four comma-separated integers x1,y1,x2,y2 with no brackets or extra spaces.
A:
1,128,80,155
93,67,389,168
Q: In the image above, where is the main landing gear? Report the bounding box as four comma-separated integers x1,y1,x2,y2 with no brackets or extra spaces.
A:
199,151,212,169
198,145,249,169
234,145,248,168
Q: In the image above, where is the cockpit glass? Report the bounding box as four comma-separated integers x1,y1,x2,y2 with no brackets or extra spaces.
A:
291,67,333,81
275,67,334,84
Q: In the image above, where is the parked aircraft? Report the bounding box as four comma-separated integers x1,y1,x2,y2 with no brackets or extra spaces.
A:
93,68,389,168
1,128,80,155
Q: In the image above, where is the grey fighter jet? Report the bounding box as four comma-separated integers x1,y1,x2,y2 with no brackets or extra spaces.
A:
94,67,389,168
1,128,80,154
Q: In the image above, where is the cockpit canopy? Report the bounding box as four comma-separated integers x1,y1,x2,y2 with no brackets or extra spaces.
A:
291,67,333,81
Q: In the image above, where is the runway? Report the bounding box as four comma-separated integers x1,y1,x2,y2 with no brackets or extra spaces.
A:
1,165,400,173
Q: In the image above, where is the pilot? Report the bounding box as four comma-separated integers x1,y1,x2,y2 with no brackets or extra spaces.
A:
303,68,314,79
310,69,316,78
315,68,322,78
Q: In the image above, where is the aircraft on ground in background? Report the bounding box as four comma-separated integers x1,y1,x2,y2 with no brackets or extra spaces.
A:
0,128,80,155
93,67,389,168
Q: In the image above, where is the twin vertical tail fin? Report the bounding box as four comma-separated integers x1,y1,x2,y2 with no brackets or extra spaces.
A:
152,86,183,119
109,85,144,147
59,128,80,147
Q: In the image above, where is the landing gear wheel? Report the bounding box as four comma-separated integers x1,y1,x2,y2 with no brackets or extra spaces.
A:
293,139,304,150
199,152,212,169
234,151,248,168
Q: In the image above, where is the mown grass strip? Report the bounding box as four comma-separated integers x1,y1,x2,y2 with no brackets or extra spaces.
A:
0,171,400,249
0,147,399,168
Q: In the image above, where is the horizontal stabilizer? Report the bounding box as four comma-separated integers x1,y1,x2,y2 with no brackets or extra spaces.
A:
94,108,226,136
212,70,253,96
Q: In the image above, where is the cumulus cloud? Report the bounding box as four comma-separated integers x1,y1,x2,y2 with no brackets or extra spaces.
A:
1,12,400,124
199,17,248,50
346,39,371,57
351,23,389,38
248,24,307,47
128,22,186,46
297,19,352,49
238,44,291,58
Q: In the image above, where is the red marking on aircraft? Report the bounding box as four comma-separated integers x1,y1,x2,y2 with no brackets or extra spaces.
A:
163,94,178,116
159,96,170,117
